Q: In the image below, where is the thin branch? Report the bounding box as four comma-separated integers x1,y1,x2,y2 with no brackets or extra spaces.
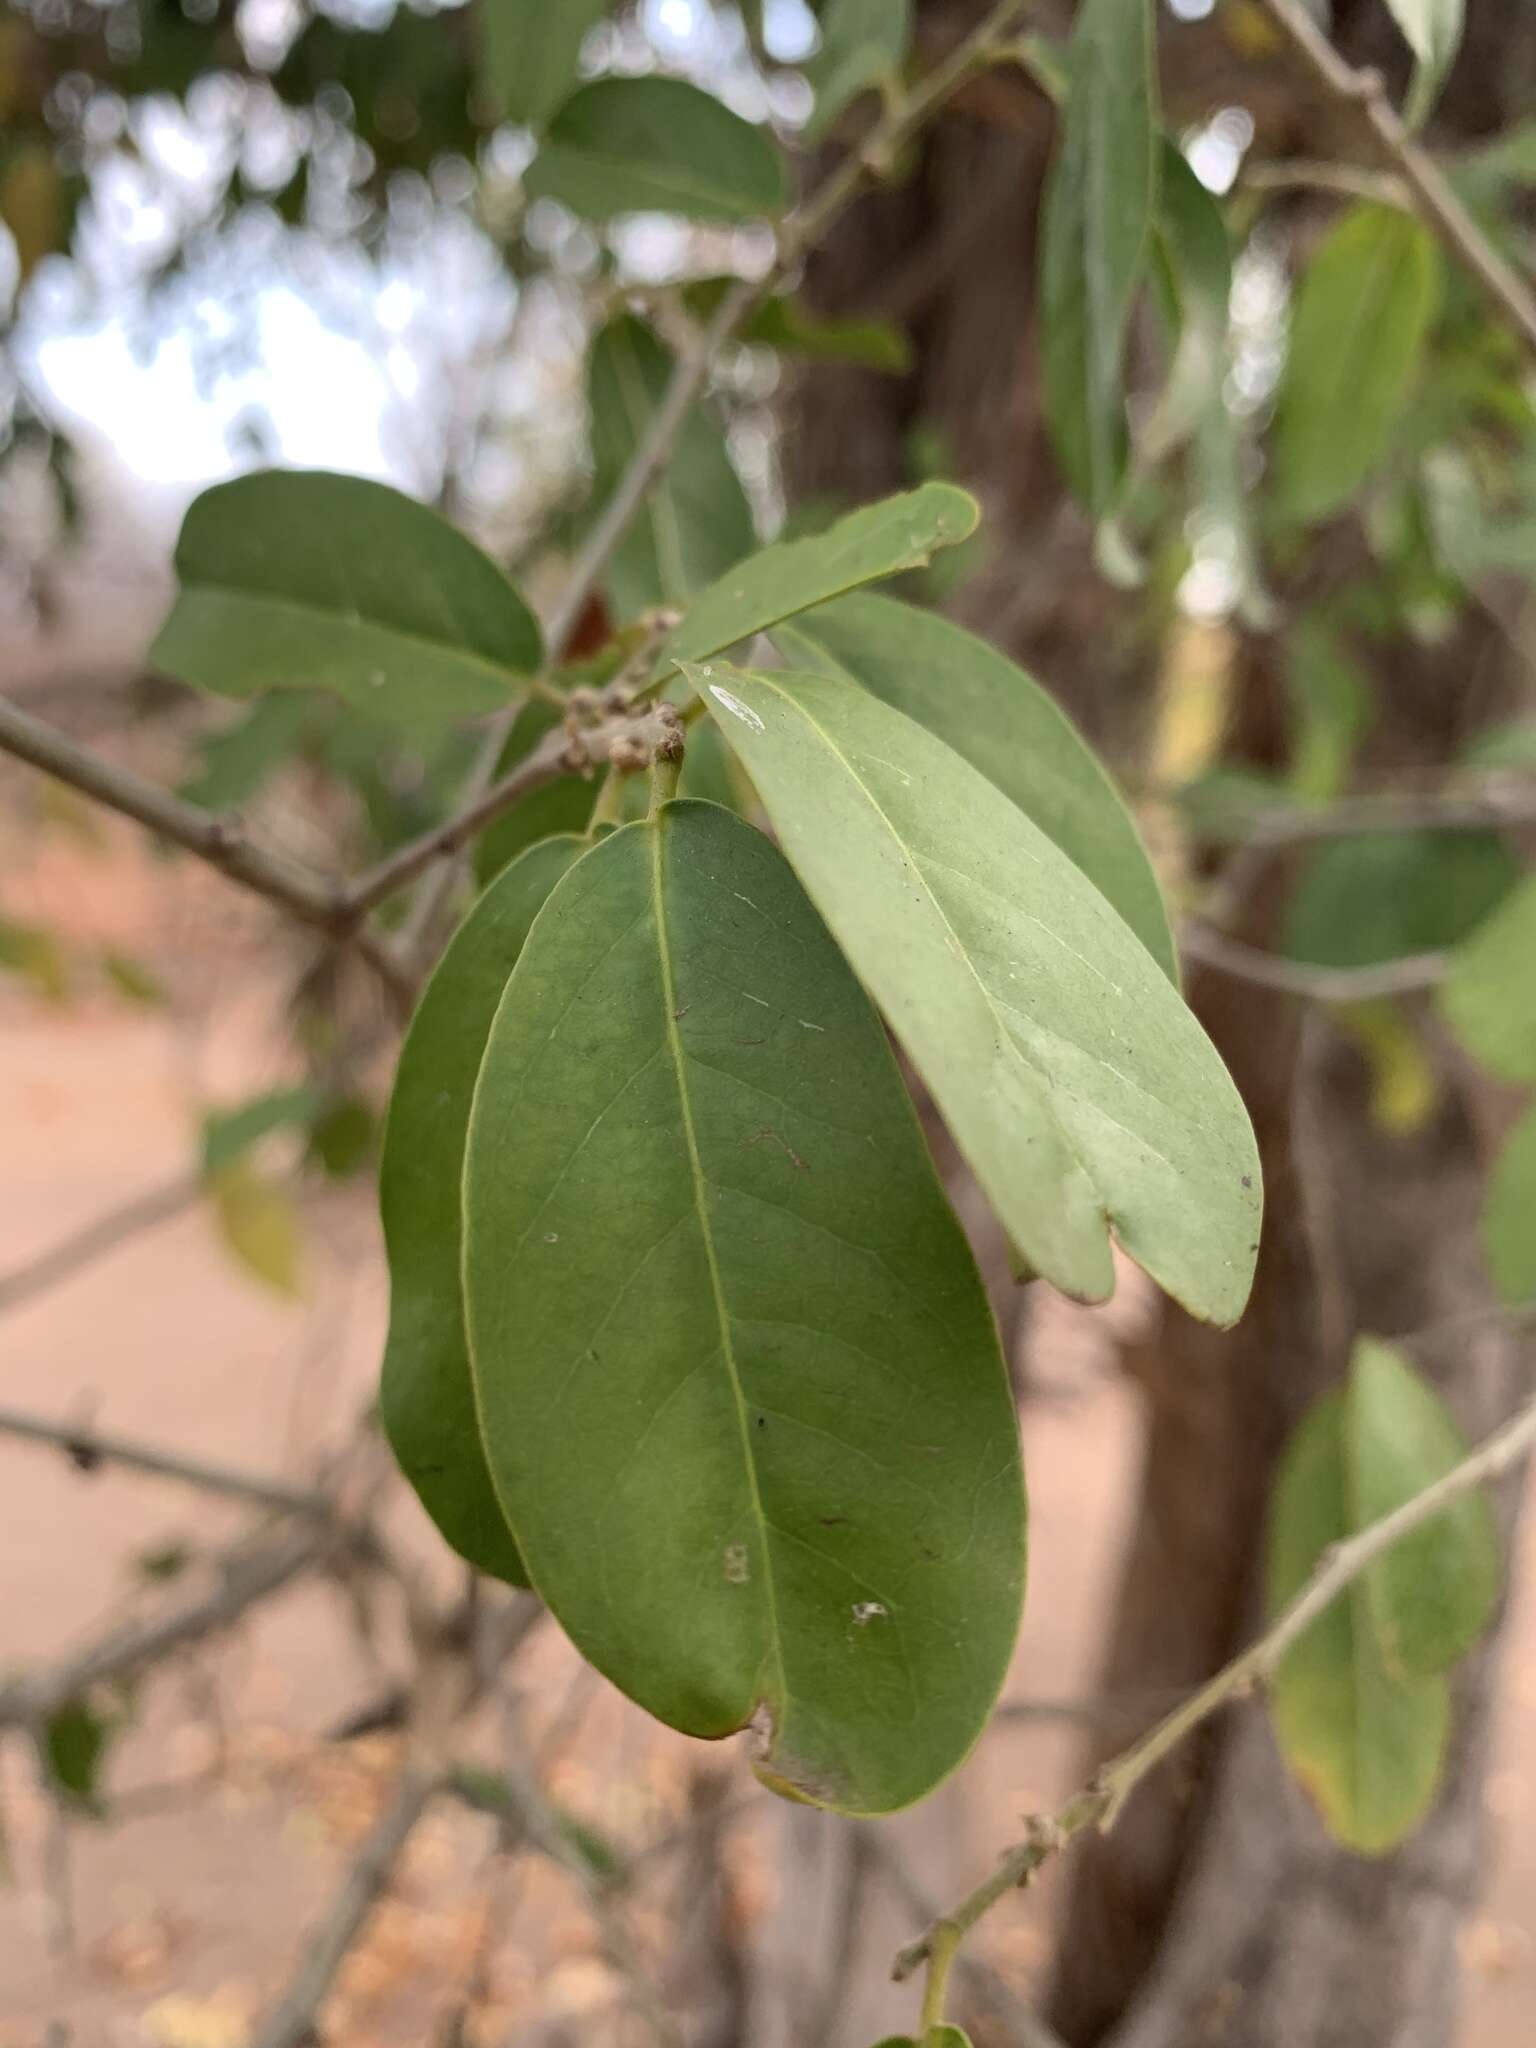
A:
1180,922,1447,1001
0,1521,338,1728
0,695,411,1001
1241,158,1411,208
1257,0,1536,357
0,1172,201,1316
892,1385,1536,2007
1187,779,1536,847
249,1764,440,2048
0,1405,331,1518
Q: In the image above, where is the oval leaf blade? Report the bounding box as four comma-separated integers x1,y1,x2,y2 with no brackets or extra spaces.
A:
1484,1103,1536,1309
480,0,611,128
381,835,586,1585
525,77,787,224
1271,205,1442,525
464,801,1025,1814
1347,1337,1499,1679
589,315,756,619
1439,872,1536,1082
773,590,1177,980
1267,1392,1450,1856
685,662,1260,1325
152,471,542,738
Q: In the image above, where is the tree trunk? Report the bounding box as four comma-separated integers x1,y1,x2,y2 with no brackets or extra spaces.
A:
785,6,1535,2044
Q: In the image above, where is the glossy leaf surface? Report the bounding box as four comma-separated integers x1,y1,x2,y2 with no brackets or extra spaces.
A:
381,837,584,1585
774,591,1176,979
463,801,1025,1814
153,471,541,738
686,663,1260,1324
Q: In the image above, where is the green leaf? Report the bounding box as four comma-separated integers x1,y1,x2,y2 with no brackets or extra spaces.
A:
1267,1392,1450,1855
1439,873,1536,1082
1143,140,1232,463
202,1085,317,1177
588,316,756,619
152,471,542,740
381,835,585,1586
1348,1338,1499,1678
101,949,167,1008
1039,0,1158,514
525,78,787,224
209,1164,303,1297
42,1700,114,1818
1284,832,1517,971
685,662,1260,1325
1272,206,1442,525
474,697,603,887
802,0,912,140
1385,0,1463,127
685,280,912,373
177,696,316,811
1484,1104,1536,1308
480,0,611,128
773,591,1176,980
664,484,979,671
307,1098,376,1180
0,915,68,1001
463,801,1025,1814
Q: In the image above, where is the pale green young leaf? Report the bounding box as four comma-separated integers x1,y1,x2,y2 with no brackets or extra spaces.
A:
525,78,787,224
480,0,611,127
1271,206,1442,525
664,484,978,670
463,802,1025,1814
773,591,1176,979
588,316,756,620
1439,873,1536,1082
1347,1338,1499,1679
209,1163,303,1297
152,472,542,739
685,662,1260,1325
1039,0,1158,513
1484,1104,1536,1309
802,0,912,140
1267,1394,1450,1855
381,836,585,1587
1385,0,1464,128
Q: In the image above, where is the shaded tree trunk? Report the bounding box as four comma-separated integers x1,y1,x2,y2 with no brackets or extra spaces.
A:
786,6,1535,2044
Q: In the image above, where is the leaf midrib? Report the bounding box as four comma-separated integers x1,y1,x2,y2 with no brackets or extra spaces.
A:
648,812,790,1727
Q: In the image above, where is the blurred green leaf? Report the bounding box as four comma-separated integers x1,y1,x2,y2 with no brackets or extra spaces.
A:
42,1700,114,1818
1285,618,1371,804
525,78,787,223
1384,0,1463,127
1348,1337,1499,1678
0,916,68,1001
177,696,317,812
1143,140,1231,464
101,950,167,1008
1272,206,1442,525
1483,1104,1536,1308
480,0,611,128
1039,0,1158,514
153,472,542,741
1284,831,1517,970
802,0,912,140
685,280,912,373
1439,873,1536,1081
588,316,756,619
203,1085,318,1178
307,1098,376,1180
1267,1391,1450,1855
209,1163,303,1297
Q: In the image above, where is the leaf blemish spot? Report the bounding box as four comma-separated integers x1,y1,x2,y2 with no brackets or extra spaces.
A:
724,1544,750,1584
851,1601,888,1626
708,684,765,734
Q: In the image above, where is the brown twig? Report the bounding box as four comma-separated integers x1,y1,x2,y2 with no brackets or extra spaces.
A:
1257,0,1536,357
0,1405,331,1518
891,1385,1536,2017
1180,922,1447,1001
0,1171,202,1316
248,1763,441,2048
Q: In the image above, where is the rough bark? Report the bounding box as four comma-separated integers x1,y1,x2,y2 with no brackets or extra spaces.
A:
784,6,1536,2045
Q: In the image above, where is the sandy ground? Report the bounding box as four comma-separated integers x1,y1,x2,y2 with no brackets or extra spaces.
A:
1,833,1532,2046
